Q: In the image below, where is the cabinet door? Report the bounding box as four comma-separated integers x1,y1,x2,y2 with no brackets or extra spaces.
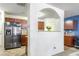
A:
5,18,15,23
38,21,44,31
64,36,75,46
21,35,28,46
64,20,77,30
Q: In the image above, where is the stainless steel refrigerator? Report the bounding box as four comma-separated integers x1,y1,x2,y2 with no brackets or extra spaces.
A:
4,22,21,50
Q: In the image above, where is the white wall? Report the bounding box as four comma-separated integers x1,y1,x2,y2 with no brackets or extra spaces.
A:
0,9,4,50
29,3,64,56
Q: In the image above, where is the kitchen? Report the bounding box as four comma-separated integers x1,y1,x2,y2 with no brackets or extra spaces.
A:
0,3,28,56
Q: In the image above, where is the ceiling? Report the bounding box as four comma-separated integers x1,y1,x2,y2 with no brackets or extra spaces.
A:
0,3,79,18
49,3,79,18
0,3,27,17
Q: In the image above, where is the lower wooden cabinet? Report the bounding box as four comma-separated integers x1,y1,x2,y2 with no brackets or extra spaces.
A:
64,36,75,47
21,35,28,46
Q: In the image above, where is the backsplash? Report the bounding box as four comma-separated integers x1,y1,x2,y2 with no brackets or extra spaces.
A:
64,30,75,36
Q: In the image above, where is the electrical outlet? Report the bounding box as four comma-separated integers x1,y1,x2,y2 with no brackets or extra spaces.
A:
53,44,56,50
53,46,56,49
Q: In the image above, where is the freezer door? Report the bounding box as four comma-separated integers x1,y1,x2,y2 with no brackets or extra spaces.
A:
4,26,13,49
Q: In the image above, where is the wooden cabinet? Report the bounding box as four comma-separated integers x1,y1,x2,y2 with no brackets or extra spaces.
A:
64,20,77,30
5,18,15,23
21,35,28,46
21,20,27,46
64,36,75,47
38,21,44,31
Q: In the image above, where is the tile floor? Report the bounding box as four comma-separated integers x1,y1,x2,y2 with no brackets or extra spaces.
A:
1,45,79,56
0,46,26,56
54,46,79,56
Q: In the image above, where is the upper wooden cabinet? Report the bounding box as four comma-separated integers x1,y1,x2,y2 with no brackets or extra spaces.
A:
5,17,27,27
5,18,15,23
64,20,77,30
38,21,44,31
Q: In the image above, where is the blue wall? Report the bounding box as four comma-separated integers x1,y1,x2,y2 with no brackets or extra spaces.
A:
65,15,79,38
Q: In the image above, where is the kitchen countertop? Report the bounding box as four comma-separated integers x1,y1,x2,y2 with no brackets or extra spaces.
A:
64,35,75,36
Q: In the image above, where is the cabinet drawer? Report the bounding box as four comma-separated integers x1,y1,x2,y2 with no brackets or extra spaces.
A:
64,36,75,46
